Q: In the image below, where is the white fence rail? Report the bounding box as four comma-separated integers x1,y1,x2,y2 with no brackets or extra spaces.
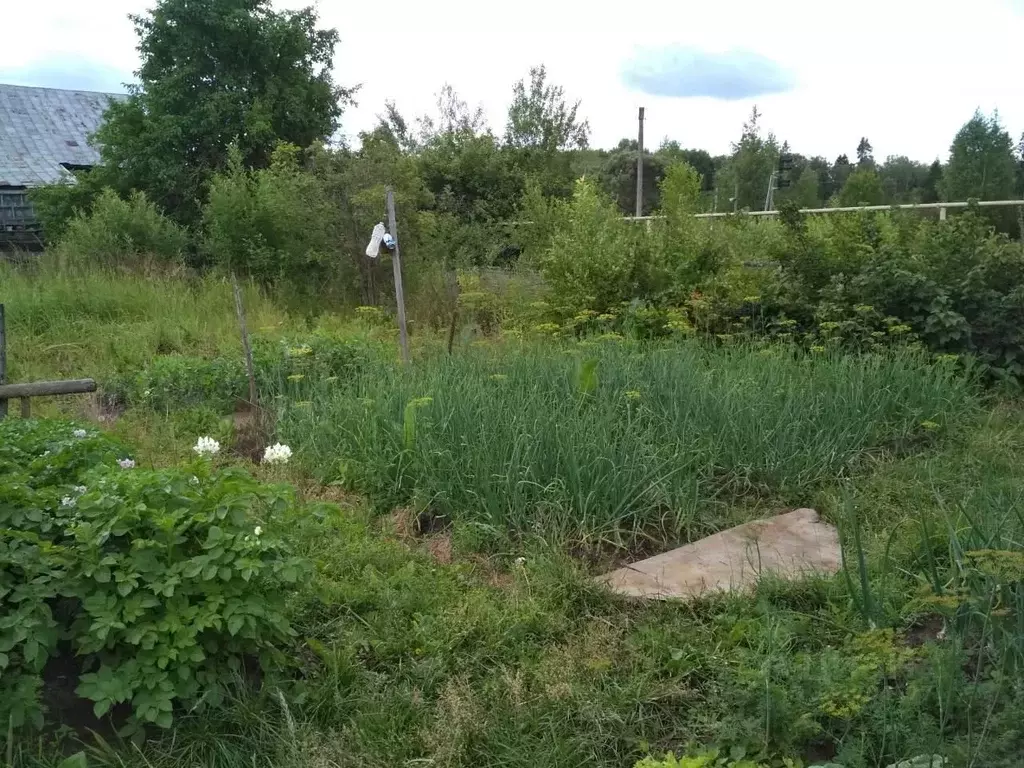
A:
625,199,1024,223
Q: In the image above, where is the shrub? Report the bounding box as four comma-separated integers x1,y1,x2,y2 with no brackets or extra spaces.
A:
53,188,189,268
28,171,106,243
203,143,339,291
0,419,309,732
532,178,638,314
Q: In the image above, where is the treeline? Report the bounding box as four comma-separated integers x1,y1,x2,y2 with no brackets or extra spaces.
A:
32,0,1024,295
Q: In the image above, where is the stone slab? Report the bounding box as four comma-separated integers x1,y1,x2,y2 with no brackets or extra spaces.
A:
598,508,841,600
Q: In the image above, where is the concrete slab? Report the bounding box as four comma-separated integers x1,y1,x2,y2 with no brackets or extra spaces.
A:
598,508,841,600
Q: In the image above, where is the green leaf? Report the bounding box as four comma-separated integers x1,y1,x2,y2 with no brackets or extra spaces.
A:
57,752,89,768
227,615,244,636
577,358,599,395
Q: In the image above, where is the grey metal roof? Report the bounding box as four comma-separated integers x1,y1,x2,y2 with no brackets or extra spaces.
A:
0,83,127,188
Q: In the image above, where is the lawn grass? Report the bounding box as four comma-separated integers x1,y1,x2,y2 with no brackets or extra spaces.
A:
5,264,1024,768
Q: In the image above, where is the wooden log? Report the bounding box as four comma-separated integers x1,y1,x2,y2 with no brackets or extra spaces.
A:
0,378,96,399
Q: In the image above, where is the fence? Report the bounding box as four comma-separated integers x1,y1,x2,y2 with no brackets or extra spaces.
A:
625,198,1024,223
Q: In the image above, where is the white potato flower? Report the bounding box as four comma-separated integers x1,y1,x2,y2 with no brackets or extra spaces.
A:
263,443,293,465
193,436,221,456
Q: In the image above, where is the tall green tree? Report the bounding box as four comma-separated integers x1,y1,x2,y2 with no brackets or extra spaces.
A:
656,141,716,191
879,155,930,203
504,65,590,152
942,110,1017,201
786,167,822,208
829,155,853,199
503,65,589,200
922,160,943,203
598,139,666,215
716,106,779,211
838,167,884,206
856,137,874,167
95,0,347,223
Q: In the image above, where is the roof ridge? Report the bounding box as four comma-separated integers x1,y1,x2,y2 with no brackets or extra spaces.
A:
0,82,129,98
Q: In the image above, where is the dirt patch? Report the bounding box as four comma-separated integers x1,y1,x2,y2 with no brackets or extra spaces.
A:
81,391,125,425
903,615,947,648
232,399,273,462
383,506,456,566
294,480,359,508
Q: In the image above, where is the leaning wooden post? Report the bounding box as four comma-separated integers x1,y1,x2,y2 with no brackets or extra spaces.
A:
0,303,7,419
386,187,411,365
231,273,258,406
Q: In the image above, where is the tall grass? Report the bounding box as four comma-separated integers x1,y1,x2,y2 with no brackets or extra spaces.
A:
0,259,285,383
280,340,978,548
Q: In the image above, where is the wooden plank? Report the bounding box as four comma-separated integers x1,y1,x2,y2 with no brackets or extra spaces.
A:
0,378,96,399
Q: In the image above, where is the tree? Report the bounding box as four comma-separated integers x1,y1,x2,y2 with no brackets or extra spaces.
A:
787,167,822,208
598,140,666,215
504,65,590,152
942,110,1017,201
716,106,779,211
878,155,930,203
95,0,347,224
856,137,874,167
830,155,853,199
922,160,943,203
838,167,885,206
418,84,488,143
1016,132,1024,197
656,141,716,191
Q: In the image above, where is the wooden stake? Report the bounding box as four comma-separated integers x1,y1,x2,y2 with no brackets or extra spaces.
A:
0,304,7,419
446,270,460,356
386,187,411,365
231,273,258,406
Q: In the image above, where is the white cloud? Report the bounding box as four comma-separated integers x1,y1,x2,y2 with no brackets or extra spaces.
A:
4,0,1023,162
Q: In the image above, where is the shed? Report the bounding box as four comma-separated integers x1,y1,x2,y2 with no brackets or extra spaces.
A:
0,83,126,248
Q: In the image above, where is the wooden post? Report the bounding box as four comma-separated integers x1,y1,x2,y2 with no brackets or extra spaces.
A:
386,187,411,365
635,107,645,218
939,206,947,221
0,303,6,419
446,270,460,356
20,398,30,419
231,273,258,406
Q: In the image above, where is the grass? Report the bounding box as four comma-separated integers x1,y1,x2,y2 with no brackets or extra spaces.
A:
0,260,287,385
5,263,1024,768
279,340,977,551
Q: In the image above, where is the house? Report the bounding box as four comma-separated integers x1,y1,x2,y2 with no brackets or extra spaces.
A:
0,83,126,248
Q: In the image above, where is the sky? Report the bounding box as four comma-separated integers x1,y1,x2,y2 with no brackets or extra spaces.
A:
3,0,1024,163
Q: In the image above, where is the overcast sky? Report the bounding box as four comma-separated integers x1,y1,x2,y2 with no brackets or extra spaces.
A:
3,0,1024,163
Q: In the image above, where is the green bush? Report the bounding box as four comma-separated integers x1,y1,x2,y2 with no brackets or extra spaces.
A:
53,188,190,268
203,143,339,290
0,419,309,732
532,178,639,314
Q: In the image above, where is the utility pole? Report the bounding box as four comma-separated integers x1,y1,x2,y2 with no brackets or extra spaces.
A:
635,107,645,218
